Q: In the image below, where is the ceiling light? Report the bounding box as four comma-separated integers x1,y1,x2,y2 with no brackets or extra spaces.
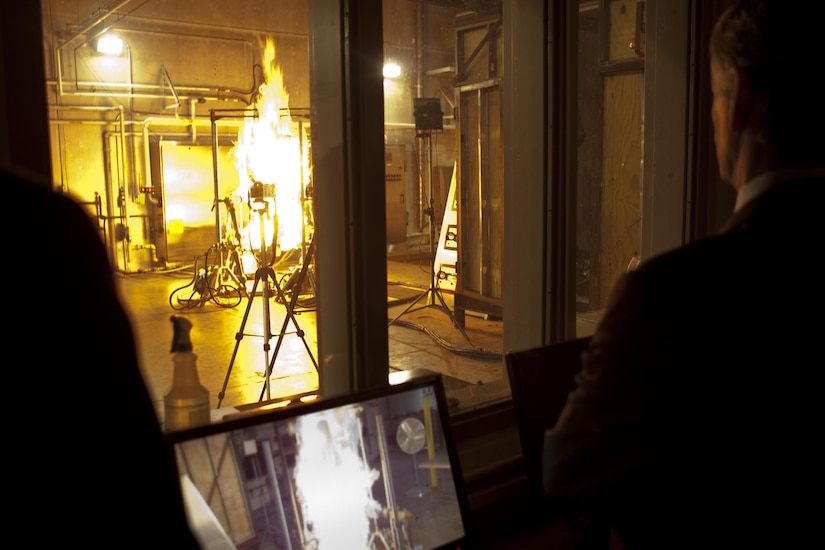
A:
383,62,401,79
96,34,124,56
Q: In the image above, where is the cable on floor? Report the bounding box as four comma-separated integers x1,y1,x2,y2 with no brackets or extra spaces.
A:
387,317,502,361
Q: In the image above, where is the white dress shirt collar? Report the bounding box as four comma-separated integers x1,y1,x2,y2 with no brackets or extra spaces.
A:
735,167,825,212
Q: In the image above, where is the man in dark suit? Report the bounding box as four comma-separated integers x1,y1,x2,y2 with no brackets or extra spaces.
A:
5,161,200,548
542,1,825,547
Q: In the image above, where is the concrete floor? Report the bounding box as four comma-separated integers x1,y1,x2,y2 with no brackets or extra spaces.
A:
118,257,510,425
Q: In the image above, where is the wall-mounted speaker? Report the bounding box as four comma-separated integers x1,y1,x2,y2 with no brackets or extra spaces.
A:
413,98,443,131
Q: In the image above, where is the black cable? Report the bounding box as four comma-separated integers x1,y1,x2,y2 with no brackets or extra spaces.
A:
387,317,501,361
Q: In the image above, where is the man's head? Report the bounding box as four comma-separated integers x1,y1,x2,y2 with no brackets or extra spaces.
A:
709,0,824,189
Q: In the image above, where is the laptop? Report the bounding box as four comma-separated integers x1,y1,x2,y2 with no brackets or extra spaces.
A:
166,372,473,550
504,337,591,505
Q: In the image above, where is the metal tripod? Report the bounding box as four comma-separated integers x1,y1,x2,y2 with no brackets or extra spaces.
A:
258,234,318,402
387,131,473,345
217,204,317,407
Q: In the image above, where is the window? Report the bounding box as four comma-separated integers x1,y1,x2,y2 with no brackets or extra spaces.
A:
36,0,705,417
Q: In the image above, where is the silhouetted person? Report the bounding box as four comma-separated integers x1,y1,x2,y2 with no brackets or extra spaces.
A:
5,161,200,548
543,1,825,547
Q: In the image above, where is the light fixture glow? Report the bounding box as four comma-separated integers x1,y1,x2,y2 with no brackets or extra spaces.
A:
383,62,401,79
96,35,124,55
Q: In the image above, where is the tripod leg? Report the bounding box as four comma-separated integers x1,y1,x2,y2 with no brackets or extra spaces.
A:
247,267,277,402
259,241,319,402
217,271,263,408
387,287,431,327
287,238,320,370
281,251,320,372
259,272,294,401
431,287,475,345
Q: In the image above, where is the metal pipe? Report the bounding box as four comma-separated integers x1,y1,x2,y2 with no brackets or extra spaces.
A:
416,1,424,99
57,0,136,48
211,114,222,245
417,133,428,231
48,104,124,112
101,132,119,266
118,13,309,39
161,64,181,109
48,120,110,126
189,98,199,141
262,440,293,550
374,413,402,550
51,78,248,102
117,106,130,268
54,25,253,102
383,121,457,131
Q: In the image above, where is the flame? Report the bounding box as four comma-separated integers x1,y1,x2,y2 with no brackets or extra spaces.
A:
233,38,305,252
293,405,381,549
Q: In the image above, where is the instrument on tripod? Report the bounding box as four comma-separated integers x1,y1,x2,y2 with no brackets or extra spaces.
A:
217,183,318,407
388,103,474,346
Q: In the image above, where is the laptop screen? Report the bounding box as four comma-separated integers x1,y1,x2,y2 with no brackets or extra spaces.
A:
166,373,472,550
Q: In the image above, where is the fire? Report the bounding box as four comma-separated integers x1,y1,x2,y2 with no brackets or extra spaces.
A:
292,405,381,549
233,38,305,254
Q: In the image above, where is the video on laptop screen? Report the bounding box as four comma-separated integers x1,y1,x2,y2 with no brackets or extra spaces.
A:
167,374,471,550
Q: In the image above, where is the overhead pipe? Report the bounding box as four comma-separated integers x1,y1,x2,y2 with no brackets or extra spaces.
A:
48,105,124,113
53,29,254,103
52,48,249,102
50,3,299,107
115,13,305,41
57,0,137,48
48,119,111,125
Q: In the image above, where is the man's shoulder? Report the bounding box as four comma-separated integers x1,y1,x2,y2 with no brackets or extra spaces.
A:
633,231,745,278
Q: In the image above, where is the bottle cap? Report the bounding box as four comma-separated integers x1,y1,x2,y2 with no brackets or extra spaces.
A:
169,315,193,352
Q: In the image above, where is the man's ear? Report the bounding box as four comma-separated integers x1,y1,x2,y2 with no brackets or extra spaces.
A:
730,67,752,133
